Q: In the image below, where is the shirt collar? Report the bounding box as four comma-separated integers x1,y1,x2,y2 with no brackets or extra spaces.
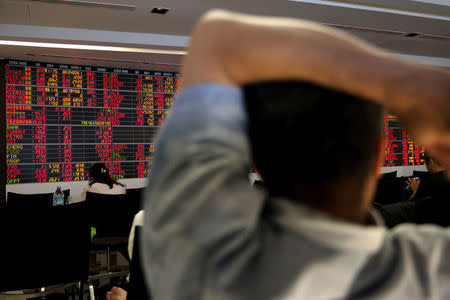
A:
270,197,387,253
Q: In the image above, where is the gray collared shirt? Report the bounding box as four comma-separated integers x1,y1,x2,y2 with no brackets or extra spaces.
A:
142,84,450,300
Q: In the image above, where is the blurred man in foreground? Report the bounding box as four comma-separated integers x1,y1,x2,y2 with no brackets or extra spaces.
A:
142,10,450,300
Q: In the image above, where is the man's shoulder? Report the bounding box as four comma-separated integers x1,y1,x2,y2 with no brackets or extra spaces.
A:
385,223,450,256
341,224,450,299
389,223,449,238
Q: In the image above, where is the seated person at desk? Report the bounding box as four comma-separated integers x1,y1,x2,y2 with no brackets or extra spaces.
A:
412,152,447,200
81,163,126,201
401,151,446,202
376,153,450,228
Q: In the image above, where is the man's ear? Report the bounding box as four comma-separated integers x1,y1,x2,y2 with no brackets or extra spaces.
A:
373,134,385,179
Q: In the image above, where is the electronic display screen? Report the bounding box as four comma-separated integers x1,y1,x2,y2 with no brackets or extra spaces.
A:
384,112,424,166
5,60,179,184
4,60,423,184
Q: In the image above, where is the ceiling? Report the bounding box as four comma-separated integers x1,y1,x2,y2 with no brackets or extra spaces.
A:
0,0,449,70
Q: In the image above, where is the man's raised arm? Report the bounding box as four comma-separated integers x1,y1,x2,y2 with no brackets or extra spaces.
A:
182,10,450,173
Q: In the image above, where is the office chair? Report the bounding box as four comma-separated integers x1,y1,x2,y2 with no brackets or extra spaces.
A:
412,170,430,180
86,192,135,274
0,201,91,298
380,171,397,181
126,187,145,214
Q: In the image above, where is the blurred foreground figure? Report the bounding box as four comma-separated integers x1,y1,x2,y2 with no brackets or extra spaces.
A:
142,10,450,300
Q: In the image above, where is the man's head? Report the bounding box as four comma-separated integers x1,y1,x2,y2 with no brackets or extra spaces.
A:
244,81,384,220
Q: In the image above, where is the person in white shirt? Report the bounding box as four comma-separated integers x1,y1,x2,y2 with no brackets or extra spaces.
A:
81,163,126,201
128,210,144,260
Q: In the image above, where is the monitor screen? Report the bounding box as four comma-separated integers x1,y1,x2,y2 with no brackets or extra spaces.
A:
384,112,424,166
4,60,179,184
3,60,423,185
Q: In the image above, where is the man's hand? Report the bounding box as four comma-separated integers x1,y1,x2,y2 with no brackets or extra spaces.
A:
406,178,420,200
106,286,127,300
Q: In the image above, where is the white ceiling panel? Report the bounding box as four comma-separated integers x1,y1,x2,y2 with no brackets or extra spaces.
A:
0,0,448,68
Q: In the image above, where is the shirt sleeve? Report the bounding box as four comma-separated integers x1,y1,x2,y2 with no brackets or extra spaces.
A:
141,84,265,300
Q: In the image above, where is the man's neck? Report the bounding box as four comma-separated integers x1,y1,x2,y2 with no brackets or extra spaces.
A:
292,182,372,225
306,200,370,224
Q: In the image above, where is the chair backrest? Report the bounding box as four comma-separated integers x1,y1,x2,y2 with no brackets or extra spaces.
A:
373,178,404,205
6,190,70,209
0,201,90,291
86,192,133,238
412,170,430,180
126,188,145,225
127,226,152,300
126,187,145,211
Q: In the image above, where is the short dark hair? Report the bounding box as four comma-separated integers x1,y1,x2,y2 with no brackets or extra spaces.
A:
244,81,383,198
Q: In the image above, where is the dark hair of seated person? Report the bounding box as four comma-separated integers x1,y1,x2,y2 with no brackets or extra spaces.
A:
244,81,384,215
88,163,124,189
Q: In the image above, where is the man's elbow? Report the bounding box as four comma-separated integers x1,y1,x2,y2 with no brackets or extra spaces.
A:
197,9,235,26
182,9,239,86
190,9,237,44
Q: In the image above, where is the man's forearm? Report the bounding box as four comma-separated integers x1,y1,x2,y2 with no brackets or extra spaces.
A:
182,10,450,173
182,10,449,109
